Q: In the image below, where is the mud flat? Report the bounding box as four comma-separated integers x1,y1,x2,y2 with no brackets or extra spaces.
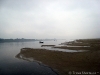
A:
58,39,100,51
16,48,100,75
53,46,91,50
41,45,55,47
61,39,100,46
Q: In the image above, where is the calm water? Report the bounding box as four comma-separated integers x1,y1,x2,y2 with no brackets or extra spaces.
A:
0,40,87,75
0,40,67,75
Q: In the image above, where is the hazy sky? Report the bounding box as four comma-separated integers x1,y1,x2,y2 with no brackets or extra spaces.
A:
0,0,100,39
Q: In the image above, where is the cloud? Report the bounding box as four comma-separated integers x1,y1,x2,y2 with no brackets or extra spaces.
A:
0,0,100,39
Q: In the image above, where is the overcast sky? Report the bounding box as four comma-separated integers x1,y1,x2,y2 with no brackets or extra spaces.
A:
0,0,100,39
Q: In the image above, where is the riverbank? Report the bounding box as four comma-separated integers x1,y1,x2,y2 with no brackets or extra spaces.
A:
53,39,100,51
16,48,100,75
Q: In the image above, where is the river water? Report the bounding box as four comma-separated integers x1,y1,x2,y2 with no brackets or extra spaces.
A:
0,40,67,75
0,40,87,75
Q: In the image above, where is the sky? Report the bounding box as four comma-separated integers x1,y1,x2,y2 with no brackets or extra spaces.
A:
0,0,100,39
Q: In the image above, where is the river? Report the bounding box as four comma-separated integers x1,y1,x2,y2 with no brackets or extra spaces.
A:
0,40,67,75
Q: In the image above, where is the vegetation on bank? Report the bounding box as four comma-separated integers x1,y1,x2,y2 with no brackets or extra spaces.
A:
0,38,55,42
16,39,100,75
65,39,100,46
16,48,100,75
0,38,36,42
54,39,100,50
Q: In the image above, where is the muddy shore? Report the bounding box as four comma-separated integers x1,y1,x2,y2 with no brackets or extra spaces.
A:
16,39,100,75
16,48,100,75
54,39,100,50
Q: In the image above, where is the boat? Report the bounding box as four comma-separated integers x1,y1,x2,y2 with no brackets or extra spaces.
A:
39,41,44,43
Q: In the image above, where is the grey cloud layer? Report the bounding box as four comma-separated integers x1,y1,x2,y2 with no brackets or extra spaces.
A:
0,0,100,39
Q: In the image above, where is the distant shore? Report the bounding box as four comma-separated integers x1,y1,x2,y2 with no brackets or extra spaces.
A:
0,38,56,42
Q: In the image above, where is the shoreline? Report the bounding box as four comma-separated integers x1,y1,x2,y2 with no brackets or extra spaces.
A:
16,48,100,75
16,39,100,75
